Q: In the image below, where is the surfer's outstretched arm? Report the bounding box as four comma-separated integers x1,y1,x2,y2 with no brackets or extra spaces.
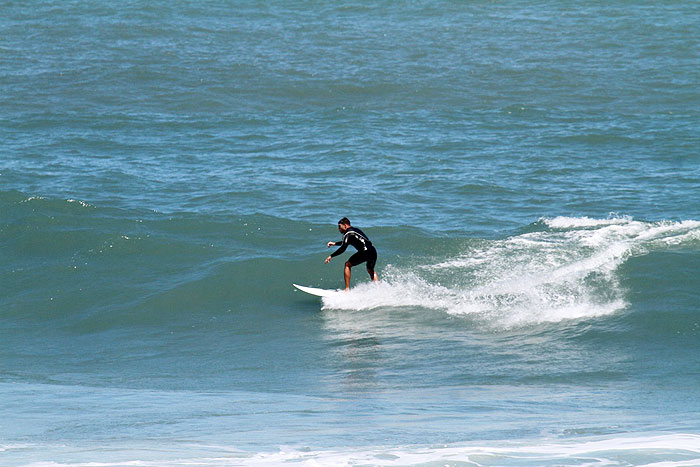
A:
327,235,349,259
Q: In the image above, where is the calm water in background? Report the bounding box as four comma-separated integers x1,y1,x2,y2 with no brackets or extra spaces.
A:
2,1,700,465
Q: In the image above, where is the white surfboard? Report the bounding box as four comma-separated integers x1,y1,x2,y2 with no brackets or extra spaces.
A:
293,283,341,297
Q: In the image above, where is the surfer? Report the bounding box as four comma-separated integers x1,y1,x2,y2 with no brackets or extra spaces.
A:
325,217,379,291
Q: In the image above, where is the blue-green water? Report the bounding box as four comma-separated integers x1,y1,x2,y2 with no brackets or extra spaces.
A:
2,1,700,465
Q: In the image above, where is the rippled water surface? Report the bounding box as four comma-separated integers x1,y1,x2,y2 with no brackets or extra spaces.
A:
1,1,699,465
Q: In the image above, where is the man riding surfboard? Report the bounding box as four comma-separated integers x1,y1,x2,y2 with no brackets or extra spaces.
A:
325,217,379,291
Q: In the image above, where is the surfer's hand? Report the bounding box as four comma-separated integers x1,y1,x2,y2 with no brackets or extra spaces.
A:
327,241,335,248
325,256,332,264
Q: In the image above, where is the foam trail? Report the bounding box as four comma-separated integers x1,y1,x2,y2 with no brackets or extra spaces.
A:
242,433,700,466
322,217,700,328
16,433,700,466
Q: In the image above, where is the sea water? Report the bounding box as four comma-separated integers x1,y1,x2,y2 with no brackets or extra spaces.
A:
1,1,699,465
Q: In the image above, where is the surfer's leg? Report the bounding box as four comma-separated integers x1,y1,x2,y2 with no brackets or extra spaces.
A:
366,247,378,281
346,252,366,290
367,267,378,281
366,266,378,281
344,261,352,291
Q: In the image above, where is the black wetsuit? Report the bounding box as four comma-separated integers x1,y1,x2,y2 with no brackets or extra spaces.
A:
330,226,377,270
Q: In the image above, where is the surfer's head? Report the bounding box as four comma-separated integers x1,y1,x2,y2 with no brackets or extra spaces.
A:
338,217,351,233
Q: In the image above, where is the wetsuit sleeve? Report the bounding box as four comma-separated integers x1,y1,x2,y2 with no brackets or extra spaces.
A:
330,236,348,257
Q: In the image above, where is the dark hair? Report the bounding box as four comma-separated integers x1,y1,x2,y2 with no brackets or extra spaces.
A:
338,217,351,225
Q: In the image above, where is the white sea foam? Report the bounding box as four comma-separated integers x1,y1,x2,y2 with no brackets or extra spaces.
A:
544,215,633,229
19,433,700,466
321,274,455,312
20,196,46,203
322,217,700,328
245,434,700,466
66,199,94,208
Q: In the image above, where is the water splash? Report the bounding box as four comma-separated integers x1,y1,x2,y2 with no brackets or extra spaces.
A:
322,217,700,328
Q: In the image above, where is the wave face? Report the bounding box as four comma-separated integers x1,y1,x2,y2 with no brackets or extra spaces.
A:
4,192,698,334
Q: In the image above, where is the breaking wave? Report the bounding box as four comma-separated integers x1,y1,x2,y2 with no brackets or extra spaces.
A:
322,217,700,328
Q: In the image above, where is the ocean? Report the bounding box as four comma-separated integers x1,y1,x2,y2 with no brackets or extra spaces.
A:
2,1,699,465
